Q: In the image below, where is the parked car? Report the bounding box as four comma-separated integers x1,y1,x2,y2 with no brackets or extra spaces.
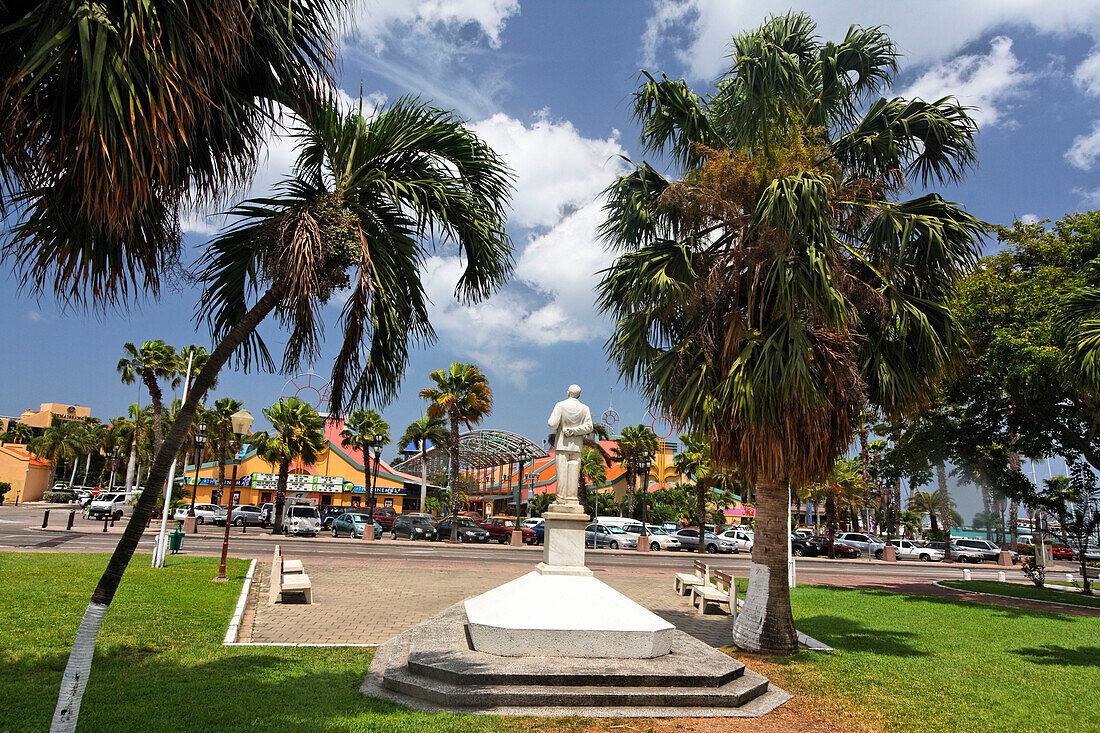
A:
458,510,484,522
480,516,538,544
88,492,132,521
955,538,1018,564
888,538,944,562
259,503,274,527
793,528,814,539
171,503,222,524
331,512,382,539
1068,541,1100,561
282,505,321,536
670,527,734,554
369,506,399,529
791,534,819,557
719,528,754,553
391,514,436,540
433,516,491,542
531,519,546,544
835,532,887,559
585,523,639,550
522,517,542,529
628,524,682,551
229,505,264,526
1052,544,1074,560
320,506,354,530
809,536,861,558
926,541,984,563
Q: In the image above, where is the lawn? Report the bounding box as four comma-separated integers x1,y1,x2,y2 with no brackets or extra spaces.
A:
940,579,1100,608
1,553,1098,733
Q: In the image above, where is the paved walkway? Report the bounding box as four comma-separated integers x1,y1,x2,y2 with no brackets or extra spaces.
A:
245,556,736,647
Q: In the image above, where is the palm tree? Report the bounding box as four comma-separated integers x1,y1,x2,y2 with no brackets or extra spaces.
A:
251,399,325,534
972,510,1001,541
398,415,449,515
176,345,216,399
121,405,154,493
206,398,246,505
340,409,391,511
673,433,715,553
28,421,84,486
118,340,181,453
580,447,608,518
0,422,33,444
597,14,984,652
613,424,660,519
420,363,493,541
43,90,513,731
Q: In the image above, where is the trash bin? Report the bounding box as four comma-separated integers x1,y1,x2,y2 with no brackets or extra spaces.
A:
169,525,185,554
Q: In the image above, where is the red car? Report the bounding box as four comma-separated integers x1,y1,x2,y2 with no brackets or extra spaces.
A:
810,536,861,558
479,516,538,544
1052,544,1074,560
371,506,399,529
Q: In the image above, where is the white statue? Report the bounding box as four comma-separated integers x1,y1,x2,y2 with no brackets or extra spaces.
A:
547,384,593,505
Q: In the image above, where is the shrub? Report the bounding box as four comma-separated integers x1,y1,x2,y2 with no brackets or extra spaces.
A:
1020,556,1046,588
43,488,77,503
0,481,10,503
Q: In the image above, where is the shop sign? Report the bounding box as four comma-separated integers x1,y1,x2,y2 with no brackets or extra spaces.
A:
345,483,408,496
725,505,756,517
182,476,252,486
251,472,345,493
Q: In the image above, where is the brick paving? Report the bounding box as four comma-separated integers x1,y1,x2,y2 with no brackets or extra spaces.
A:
246,556,736,647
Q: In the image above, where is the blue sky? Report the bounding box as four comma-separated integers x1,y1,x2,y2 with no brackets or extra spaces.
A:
3,1,1099,516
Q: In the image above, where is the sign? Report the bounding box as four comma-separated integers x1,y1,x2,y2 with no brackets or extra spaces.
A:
251,472,344,494
725,506,756,517
182,476,251,486
345,483,407,496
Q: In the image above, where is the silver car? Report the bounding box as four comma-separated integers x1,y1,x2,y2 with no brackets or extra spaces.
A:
671,528,735,553
835,532,887,559
585,523,638,550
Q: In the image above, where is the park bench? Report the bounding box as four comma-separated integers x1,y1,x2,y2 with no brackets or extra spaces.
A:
1086,567,1099,581
691,569,734,615
267,545,312,605
674,560,709,595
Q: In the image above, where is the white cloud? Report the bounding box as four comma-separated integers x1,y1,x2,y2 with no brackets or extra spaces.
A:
1066,120,1100,170
1076,186,1100,207
1020,214,1039,225
26,311,45,323
350,0,519,50
902,37,1031,127
642,1,1100,81
1075,48,1100,96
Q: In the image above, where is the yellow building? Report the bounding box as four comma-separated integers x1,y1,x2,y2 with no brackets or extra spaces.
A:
183,419,429,512
17,403,91,429
0,402,92,502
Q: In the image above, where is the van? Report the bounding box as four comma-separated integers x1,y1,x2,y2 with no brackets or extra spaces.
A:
88,493,132,521
282,505,321,536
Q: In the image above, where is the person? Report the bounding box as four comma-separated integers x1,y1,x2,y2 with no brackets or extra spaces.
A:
547,384,593,504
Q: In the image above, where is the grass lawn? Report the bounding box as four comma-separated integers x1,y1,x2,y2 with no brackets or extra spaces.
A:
940,579,1100,608
1,553,1098,733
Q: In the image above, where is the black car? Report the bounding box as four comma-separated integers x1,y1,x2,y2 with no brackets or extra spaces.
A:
392,514,436,540
791,533,819,557
320,506,354,530
432,516,491,542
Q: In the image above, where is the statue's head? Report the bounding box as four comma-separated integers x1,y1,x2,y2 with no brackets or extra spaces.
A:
567,384,581,398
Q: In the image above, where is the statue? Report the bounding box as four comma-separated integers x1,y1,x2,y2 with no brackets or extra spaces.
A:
547,384,593,506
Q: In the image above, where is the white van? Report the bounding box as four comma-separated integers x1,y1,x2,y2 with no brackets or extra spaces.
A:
88,492,132,521
282,505,321,536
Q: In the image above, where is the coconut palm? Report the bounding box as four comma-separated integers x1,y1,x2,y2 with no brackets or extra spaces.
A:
597,14,984,652
398,415,449,515
0,421,33,444
580,447,608,517
673,433,716,553
28,421,84,485
251,398,325,534
44,89,512,731
340,409,391,511
613,425,660,519
118,341,181,452
205,398,246,506
420,363,493,541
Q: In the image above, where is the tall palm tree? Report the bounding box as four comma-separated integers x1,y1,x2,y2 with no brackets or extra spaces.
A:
121,405,154,493
118,340,180,453
420,363,493,541
75,418,104,488
28,421,84,485
580,447,608,517
252,398,325,533
613,424,660,519
341,409,391,511
206,398,246,505
673,433,715,553
597,14,984,652
398,415,449,514
0,421,33,444
176,345,216,400
43,90,512,732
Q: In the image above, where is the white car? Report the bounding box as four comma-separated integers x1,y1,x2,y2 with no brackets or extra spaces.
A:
282,505,321,536
618,523,682,550
888,539,943,562
88,492,132,521
172,504,222,525
522,517,542,529
720,528,754,553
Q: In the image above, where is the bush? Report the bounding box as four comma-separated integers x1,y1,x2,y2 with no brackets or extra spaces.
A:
0,481,10,504
1020,556,1046,588
43,489,76,503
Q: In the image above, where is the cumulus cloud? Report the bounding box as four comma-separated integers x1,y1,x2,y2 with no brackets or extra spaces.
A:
1066,120,1100,170
1020,214,1040,225
1076,186,1100,208
902,36,1031,127
350,0,518,50
1074,48,1100,96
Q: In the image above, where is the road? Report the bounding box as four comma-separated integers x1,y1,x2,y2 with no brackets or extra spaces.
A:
0,503,1069,584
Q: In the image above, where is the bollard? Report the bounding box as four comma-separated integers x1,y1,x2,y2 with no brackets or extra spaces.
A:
1066,573,1074,582
242,521,246,535
103,517,109,533
146,515,152,528
110,515,115,527
997,571,1006,582
42,509,50,528
963,568,971,581
66,511,75,530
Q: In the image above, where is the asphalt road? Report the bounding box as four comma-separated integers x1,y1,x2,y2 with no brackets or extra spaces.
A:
0,503,1067,583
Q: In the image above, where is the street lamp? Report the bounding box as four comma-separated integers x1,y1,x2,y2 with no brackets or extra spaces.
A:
636,451,652,551
104,449,114,491
368,433,385,523
217,409,254,581
512,447,530,545
188,422,207,516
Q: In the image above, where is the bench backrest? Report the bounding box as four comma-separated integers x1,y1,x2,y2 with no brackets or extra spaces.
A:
693,559,708,578
711,569,732,592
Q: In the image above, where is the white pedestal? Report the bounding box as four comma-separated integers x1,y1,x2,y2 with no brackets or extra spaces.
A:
538,507,591,576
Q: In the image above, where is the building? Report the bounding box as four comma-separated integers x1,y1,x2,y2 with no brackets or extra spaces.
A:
0,402,93,502
182,418,431,513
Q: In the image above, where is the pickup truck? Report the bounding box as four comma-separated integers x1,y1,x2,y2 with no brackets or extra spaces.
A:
479,516,538,544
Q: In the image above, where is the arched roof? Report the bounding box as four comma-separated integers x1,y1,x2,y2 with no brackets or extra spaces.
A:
391,429,548,475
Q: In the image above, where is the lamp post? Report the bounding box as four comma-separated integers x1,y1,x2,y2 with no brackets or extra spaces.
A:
512,447,530,546
188,422,207,515
104,450,114,491
364,433,384,540
636,452,651,551
215,409,253,581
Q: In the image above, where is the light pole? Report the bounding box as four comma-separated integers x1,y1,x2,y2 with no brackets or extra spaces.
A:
188,422,207,516
512,447,530,546
217,409,253,581
636,452,651,551
365,433,385,540
104,450,114,491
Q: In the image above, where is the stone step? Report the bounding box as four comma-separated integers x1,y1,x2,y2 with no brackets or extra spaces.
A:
382,663,771,709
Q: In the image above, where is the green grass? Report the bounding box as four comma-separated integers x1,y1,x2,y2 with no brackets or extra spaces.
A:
940,579,1100,608
1,554,1098,733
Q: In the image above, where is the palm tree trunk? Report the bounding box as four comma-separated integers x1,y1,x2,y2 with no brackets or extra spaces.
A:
625,468,635,518
272,459,290,534
50,286,281,733
826,492,837,558
419,439,428,513
82,453,92,487
449,411,460,543
696,478,708,553
812,498,819,534
892,477,902,537
123,443,137,493
68,461,78,486
143,374,164,454
733,477,797,653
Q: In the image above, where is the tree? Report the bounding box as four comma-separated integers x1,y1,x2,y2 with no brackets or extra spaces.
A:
44,89,513,731
28,421,84,486
251,398,325,534
340,409,391,511
117,341,181,453
1,422,33,444
397,415,448,514
972,510,1002,541
673,433,715,553
0,481,11,504
613,424,659,519
579,448,608,518
205,398,246,506
420,363,493,541
527,492,557,517
1039,468,1100,595
597,14,983,652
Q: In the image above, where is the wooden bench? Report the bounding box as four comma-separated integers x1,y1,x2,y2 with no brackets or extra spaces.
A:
691,569,734,615
267,544,312,604
675,560,709,595
1085,567,1099,580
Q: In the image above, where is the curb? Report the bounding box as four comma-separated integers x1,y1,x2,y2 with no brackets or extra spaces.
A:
224,558,257,644
931,580,1100,612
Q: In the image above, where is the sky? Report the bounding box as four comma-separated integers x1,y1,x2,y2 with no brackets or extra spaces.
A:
4,0,1100,518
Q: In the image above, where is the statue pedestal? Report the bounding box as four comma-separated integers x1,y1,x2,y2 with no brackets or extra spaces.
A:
536,505,592,577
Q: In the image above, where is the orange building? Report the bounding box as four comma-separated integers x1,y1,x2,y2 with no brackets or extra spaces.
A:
0,402,93,502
